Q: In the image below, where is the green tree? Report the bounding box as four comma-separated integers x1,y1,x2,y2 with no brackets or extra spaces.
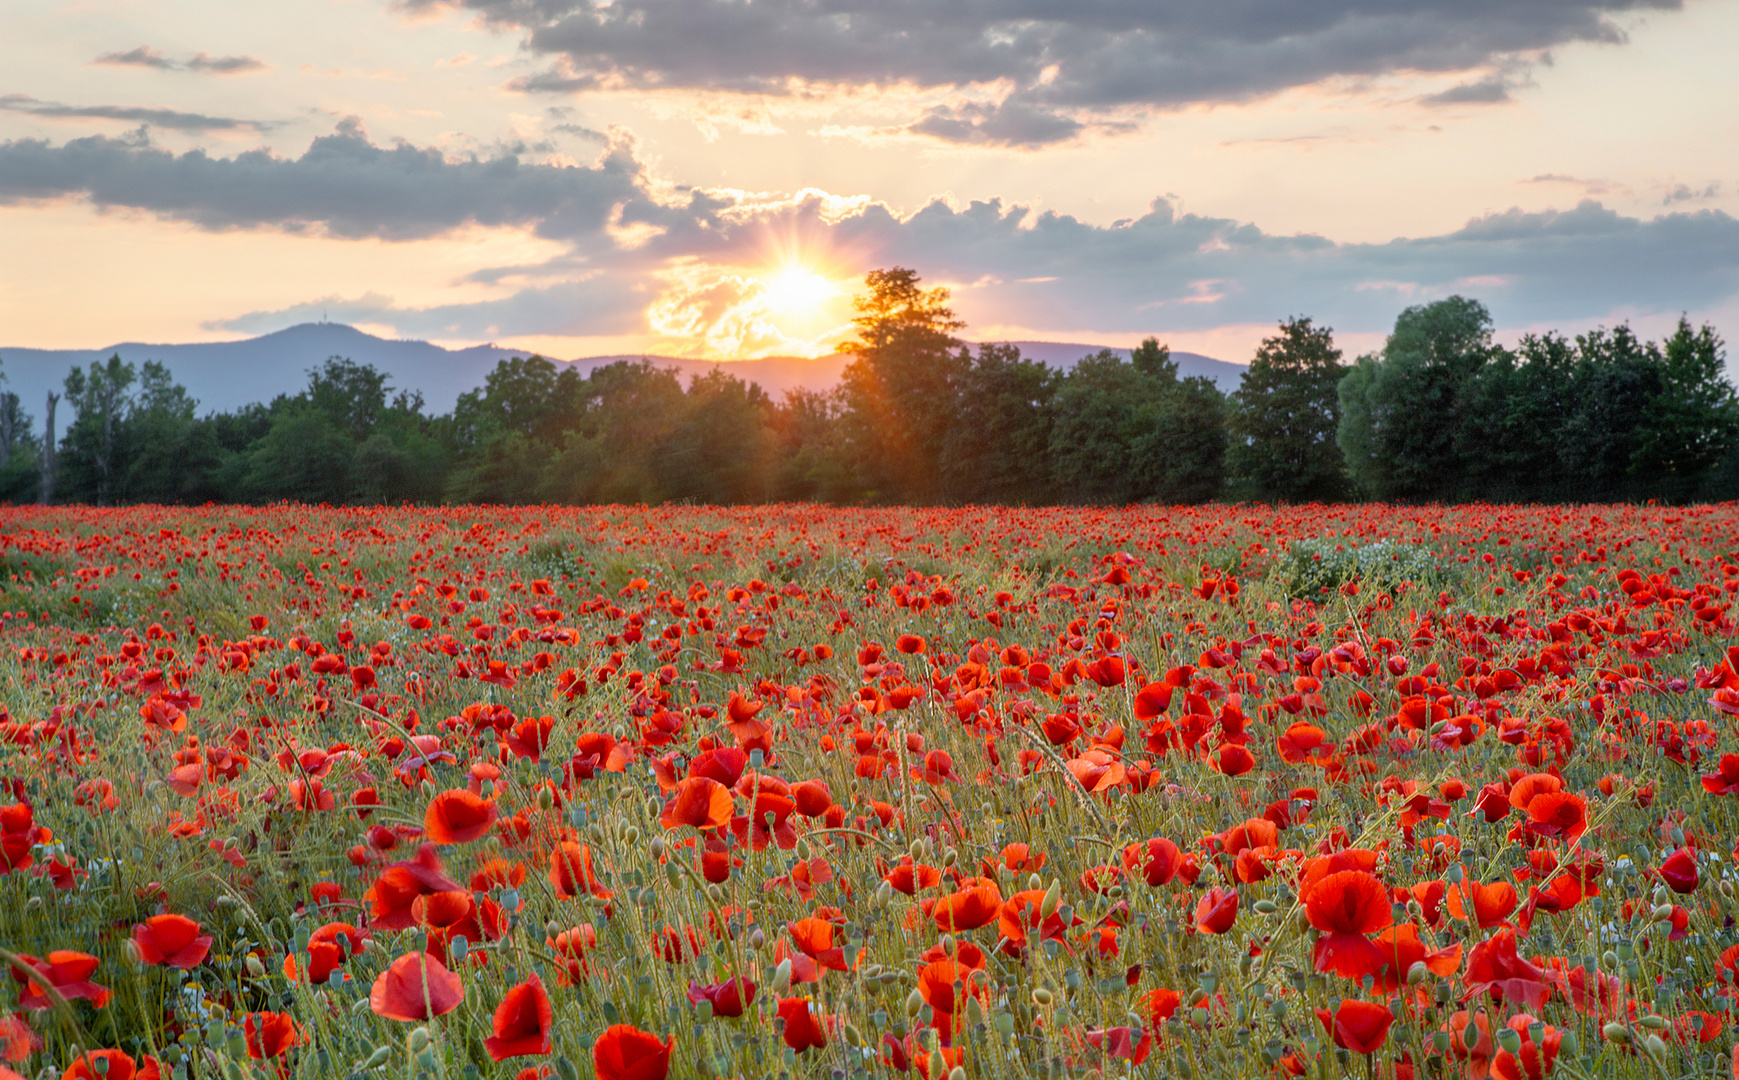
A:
939,343,1059,505
771,388,859,503
1049,340,1226,504
1338,296,1500,501
1227,317,1348,501
1631,318,1738,493
652,369,778,504
60,354,138,505
837,267,968,502
0,360,38,503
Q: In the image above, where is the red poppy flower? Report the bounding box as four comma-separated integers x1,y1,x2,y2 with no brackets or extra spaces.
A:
1209,744,1256,776
284,922,367,984
1659,848,1698,894
1193,887,1239,934
1315,1000,1393,1055
592,1024,672,1080
1083,1026,1152,1066
547,924,599,986
131,914,212,969
1447,878,1518,928
776,997,829,1053
1462,929,1551,1010
660,777,734,831
365,845,462,931
548,843,613,901
933,879,1002,932
1133,682,1173,721
1121,837,1183,886
1522,792,1586,840
1490,1015,1561,1080
15,951,110,1010
1306,870,1392,977
687,977,755,1018
243,1013,299,1059
61,1050,160,1080
485,976,552,1061
423,789,497,845
369,952,464,1021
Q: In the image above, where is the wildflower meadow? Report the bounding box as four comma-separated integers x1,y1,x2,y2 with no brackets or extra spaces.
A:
1,501,1738,1080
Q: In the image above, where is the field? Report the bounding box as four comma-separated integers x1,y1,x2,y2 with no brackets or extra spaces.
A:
1,502,1738,1080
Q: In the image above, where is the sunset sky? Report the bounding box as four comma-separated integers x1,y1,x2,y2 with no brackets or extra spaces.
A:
4,0,1738,364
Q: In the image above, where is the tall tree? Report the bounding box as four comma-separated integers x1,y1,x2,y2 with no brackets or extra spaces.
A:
837,267,968,502
939,343,1059,504
1338,296,1499,501
1227,317,1348,501
61,355,137,505
0,361,38,503
1630,317,1738,493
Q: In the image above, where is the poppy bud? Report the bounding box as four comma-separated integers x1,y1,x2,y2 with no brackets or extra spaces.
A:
1040,881,1061,918
747,928,766,950
939,933,956,956
536,787,555,811
1032,988,1054,1006
665,862,682,887
874,881,894,908
772,959,792,992
645,796,661,818
950,1068,967,1080
419,779,435,799
245,955,267,978
928,1050,946,1078
1642,1034,1667,1064
554,1057,580,1080
941,846,957,868
843,1023,864,1047
910,839,925,861
1603,1023,1630,1044
966,997,984,1026
1603,951,1618,969
1028,873,1043,891
649,835,665,858
1637,1014,1669,1030
994,1012,1015,1036
588,823,606,844
1721,879,1736,899
363,1046,391,1070
1405,962,1429,986
1253,900,1279,915
905,989,924,1017
1187,987,1208,1006
1652,904,1674,921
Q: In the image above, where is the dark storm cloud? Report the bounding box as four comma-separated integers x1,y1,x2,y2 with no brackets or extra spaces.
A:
0,118,648,240
0,94,266,132
401,0,1682,145
93,46,269,74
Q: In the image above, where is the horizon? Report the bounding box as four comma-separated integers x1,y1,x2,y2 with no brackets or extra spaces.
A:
3,1,1737,364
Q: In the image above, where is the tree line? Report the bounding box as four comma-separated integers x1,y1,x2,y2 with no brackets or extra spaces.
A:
2,268,1736,507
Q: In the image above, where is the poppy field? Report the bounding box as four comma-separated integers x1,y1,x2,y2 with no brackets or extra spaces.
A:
2,502,1739,1080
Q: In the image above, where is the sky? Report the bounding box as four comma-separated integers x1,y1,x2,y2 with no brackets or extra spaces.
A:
2,0,1738,365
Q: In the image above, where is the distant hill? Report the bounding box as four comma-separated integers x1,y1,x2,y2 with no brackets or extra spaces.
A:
0,323,1243,417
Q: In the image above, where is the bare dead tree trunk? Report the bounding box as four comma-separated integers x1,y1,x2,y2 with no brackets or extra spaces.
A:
38,392,57,505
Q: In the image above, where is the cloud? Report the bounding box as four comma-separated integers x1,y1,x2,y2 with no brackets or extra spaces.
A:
399,0,1683,146
92,45,269,74
0,94,267,133
94,46,176,71
7,118,1733,352
0,117,648,239
1419,76,1514,105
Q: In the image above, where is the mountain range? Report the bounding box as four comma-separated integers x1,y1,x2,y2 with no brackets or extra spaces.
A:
0,322,1246,417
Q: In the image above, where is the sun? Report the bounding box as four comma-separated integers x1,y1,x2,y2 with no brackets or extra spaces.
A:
762,266,838,315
